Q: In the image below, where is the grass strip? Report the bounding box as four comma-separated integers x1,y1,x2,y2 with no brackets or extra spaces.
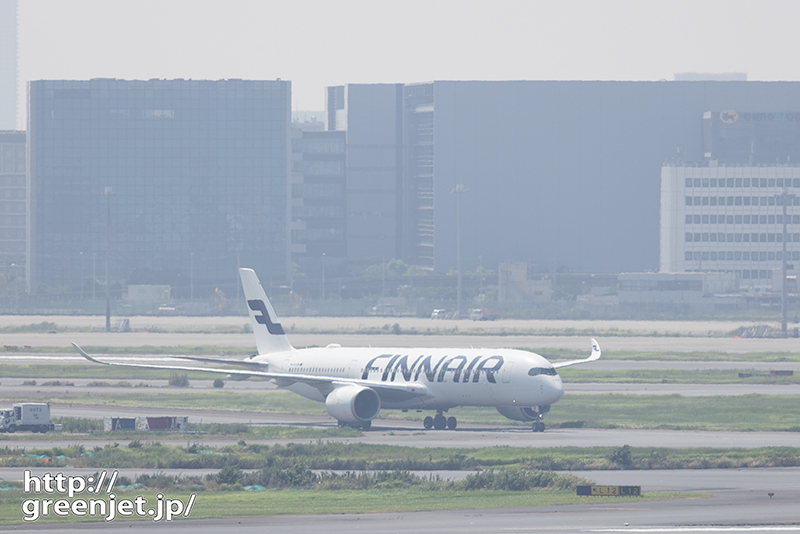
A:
0,489,698,525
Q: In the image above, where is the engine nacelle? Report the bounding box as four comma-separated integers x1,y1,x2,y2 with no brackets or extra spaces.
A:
325,386,381,424
496,405,549,422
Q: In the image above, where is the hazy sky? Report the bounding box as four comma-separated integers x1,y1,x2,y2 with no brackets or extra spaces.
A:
14,0,800,128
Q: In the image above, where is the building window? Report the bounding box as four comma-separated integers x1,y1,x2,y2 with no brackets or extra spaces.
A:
710,178,718,187
710,252,717,260
743,179,750,187
685,233,693,242
686,196,693,206
685,214,692,224
685,251,693,260
702,233,709,242
686,178,693,187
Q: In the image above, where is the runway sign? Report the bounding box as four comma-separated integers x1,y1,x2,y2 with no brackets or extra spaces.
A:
576,485,641,496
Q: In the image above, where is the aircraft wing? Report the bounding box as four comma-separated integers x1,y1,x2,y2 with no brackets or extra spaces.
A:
551,338,601,369
173,355,267,370
71,343,428,400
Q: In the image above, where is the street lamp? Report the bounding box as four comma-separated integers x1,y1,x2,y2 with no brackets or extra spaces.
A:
104,187,114,332
321,252,326,301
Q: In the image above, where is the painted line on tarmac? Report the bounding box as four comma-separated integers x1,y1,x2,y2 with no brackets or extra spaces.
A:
591,527,800,532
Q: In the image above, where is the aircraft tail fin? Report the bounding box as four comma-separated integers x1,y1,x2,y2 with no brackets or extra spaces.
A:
239,268,293,354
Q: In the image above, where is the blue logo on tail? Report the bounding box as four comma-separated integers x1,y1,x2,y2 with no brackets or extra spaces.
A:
248,300,286,335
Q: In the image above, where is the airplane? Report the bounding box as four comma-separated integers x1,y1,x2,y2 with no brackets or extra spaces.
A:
73,268,601,433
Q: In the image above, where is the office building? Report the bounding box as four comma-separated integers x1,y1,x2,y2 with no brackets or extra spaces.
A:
330,81,800,276
0,130,25,270
290,127,347,274
326,84,403,271
27,79,291,295
660,164,800,289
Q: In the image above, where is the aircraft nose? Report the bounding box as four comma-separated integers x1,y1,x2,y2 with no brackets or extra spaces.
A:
547,377,564,404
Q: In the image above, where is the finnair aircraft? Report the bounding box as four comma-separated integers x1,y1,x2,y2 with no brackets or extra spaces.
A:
74,268,600,432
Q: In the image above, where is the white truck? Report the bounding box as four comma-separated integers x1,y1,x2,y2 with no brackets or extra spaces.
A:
0,403,61,433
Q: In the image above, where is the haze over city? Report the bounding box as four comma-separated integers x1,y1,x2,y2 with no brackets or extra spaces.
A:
11,0,800,128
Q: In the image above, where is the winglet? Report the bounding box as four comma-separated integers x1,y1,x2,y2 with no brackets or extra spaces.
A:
551,338,601,369
71,343,112,365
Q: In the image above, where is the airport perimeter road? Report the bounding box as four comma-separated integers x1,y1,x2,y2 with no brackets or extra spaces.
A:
0,314,782,335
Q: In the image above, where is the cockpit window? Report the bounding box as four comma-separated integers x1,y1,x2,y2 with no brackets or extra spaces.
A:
528,367,557,376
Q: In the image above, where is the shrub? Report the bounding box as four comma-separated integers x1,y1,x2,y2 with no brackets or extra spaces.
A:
168,373,190,387
213,378,225,388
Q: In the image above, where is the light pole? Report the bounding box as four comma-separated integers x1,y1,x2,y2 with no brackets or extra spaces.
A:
451,184,468,319
190,252,194,300
79,251,83,301
104,187,113,332
92,253,97,300
321,252,326,300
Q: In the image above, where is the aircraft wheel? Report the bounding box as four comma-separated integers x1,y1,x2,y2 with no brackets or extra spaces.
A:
7,426,14,433
531,421,545,432
423,416,434,429
433,414,447,430
446,416,457,430
361,420,372,431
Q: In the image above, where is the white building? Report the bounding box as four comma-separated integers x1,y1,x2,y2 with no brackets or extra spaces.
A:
661,165,800,290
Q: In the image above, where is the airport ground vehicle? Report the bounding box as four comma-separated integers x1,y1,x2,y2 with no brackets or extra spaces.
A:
0,403,62,433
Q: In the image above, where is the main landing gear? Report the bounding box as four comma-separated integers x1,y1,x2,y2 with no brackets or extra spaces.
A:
423,412,457,430
531,421,545,432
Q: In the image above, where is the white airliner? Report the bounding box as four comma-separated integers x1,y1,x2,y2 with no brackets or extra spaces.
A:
73,268,600,432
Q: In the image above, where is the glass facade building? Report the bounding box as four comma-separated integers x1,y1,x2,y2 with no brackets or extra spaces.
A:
27,79,291,296
290,129,347,274
0,130,25,269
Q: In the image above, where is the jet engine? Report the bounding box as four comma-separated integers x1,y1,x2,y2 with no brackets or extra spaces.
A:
325,386,381,424
496,405,549,422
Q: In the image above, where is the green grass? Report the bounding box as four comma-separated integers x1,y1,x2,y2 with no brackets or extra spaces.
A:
7,439,800,471
0,489,698,525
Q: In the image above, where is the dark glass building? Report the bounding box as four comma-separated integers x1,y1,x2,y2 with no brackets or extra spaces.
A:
27,79,291,296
